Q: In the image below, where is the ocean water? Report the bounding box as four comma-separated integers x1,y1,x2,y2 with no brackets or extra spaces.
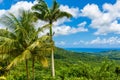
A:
64,48,120,53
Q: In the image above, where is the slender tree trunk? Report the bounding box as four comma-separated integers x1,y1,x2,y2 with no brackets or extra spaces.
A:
25,59,30,80
49,23,55,78
51,48,55,77
32,56,35,80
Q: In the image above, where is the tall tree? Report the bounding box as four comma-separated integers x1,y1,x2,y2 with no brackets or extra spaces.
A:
32,0,72,77
0,10,50,80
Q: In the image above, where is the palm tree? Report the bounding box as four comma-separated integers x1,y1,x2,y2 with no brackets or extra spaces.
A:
32,0,72,77
0,10,51,80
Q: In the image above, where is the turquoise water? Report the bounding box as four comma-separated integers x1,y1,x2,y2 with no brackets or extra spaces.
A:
65,48,120,53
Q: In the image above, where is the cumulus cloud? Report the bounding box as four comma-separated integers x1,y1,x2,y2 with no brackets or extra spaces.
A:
0,1,36,29
0,1,35,17
55,41,66,46
77,21,88,31
53,17,71,26
0,10,6,17
9,1,35,17
73,37,120,47
38,22,88,36
81,0,120,35
89,37,119,45
81,4,102,19
53,21,88,36
73,40,85,45
0,0,86,36
59,5,81,18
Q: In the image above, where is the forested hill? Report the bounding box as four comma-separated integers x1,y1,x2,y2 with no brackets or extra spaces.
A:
97,50,120,60
54,47,120,62
3,47,120,80
52,47,120,80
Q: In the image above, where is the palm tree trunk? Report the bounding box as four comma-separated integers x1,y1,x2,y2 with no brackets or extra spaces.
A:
32,56,35,80
51,48,55,77
49,23,55,78
25,59,30,80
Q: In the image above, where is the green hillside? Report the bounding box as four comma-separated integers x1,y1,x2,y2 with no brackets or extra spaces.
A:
54,47,104,63
96,50,120,60
1,47,120,80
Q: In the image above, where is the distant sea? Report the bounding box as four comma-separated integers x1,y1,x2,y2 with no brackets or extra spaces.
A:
64,48,120,53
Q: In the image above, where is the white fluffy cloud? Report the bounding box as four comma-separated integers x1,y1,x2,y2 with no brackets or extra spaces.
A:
53,17,71,26
38,22,88,36
81,4,102,19
55,41,66,46
73,37,120,47
73,40,85,45
0,1,35,17
53,21,88,36
0,10,6,17
0,1,36,29
59,5,81,18
89,37,120,45
81,0,120,35
9,1,34,16
0,1,86,36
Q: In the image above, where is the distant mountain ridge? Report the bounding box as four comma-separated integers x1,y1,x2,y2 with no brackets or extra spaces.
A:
97,50,120,60
54,47,104,62
55,47,120,61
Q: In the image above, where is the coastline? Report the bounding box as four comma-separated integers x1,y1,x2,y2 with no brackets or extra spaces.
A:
64,48,120,53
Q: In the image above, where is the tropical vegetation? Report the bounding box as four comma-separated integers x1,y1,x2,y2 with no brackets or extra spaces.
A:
1,47,120,80
0,0,120,80
0,10,51,80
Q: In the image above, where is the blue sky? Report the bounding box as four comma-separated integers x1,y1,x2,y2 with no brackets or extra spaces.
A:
1,0,120,48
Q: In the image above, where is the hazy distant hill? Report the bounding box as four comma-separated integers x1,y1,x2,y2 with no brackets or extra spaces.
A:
55,47,120,61
97,50,120,60
54,47,104,62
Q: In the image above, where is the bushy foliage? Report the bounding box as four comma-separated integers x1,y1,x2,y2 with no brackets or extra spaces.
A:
1,47,120,80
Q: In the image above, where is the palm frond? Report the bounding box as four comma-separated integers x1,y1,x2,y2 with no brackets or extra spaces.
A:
32,0,50,21
0,54,9,61
32,0,72,23
29,23,50,44
37,24,50,33
0,29,16,39
6,50,31,70
0,36,18,54
27,35,50,51
37,55,48,67
33,1,48,13
37,35,50,42
0,12,22,31
51,0,59,12
54,11,72,22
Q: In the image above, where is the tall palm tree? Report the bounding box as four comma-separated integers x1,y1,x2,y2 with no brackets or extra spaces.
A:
32,0,72,77
0,10,51,80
